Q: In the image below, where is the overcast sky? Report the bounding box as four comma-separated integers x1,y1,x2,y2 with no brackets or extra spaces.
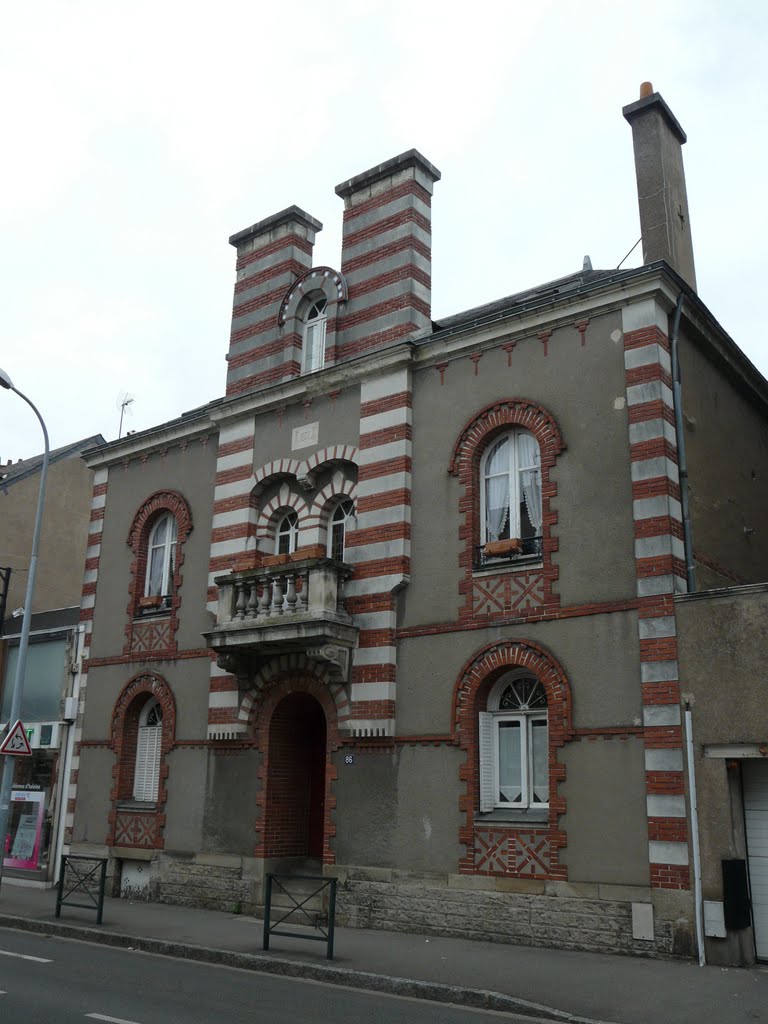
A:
1,1,765,460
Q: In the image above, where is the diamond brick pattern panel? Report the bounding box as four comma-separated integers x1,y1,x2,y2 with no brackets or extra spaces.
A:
114,809,158,848
130,620,172,654
473,828,551,878
472,573,545,617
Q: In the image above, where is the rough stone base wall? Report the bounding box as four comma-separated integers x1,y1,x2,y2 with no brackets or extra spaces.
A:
149,854,258,914
333,869,685,959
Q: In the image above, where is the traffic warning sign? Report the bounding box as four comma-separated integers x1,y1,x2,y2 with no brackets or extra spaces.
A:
0,720,33,757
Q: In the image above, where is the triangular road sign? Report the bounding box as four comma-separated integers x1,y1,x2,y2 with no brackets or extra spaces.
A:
0,720,33,757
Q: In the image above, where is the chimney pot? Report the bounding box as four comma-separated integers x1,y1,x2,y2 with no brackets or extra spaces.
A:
640,81,654,99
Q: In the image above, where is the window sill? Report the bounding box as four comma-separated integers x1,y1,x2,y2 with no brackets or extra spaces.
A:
472,557,543,575
134,608,172,620
117,800,158,812
476,809,549,826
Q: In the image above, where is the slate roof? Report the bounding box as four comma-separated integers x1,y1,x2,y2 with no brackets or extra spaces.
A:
0,434,106,491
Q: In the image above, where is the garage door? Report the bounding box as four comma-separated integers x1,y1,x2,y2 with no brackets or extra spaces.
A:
744,760,768,960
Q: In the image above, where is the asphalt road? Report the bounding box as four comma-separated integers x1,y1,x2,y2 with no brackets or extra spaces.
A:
0,929,549,1024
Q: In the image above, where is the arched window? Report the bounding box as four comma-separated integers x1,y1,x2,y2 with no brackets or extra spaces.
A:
133,699,163,802
145,513,178,598
480,431,541,558
302,297,327,373
276,510,299,555
478,673,548,812
327,499,354,561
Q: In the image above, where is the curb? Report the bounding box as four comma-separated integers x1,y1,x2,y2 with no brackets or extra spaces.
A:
0,913,618,1024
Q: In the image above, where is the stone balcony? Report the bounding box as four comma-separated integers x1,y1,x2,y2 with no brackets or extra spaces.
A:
204,556,358,681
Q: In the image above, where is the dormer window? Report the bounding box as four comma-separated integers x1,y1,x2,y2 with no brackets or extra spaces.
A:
302,297,327,373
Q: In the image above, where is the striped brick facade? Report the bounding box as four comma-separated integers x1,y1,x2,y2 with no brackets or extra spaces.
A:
622,300,690,891
64,466,109,846
343,367,412,737
335,150,440,360
226,207,321,396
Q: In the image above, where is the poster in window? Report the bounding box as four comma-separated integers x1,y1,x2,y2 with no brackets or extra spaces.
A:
3,789,45,870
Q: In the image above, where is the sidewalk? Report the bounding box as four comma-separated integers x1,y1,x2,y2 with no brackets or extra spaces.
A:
0,883,765,1024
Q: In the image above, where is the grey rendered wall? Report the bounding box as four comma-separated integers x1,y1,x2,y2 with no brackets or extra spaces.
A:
2,457,94,614
250,387,361,469
72,747,115,845
560,736,649,884
89,440,217,658
332,744,464,872
375,612,646,879
201,749,262,855
677,329,768,586
396,612,642,735
405,310,636,628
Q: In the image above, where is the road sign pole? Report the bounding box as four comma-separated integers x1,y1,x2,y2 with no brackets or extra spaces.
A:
0,378,49,892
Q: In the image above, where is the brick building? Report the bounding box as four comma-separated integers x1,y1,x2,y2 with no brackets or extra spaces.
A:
67,86,768,963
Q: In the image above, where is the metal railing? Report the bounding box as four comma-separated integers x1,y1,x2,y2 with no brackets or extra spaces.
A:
262,873,337,960
55,854,108,924
474,536,543,569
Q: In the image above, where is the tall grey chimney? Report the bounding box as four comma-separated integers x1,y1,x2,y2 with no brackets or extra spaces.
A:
623,82,697,291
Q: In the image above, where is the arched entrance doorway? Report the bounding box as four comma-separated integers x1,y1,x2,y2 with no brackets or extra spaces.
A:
264,692,327,861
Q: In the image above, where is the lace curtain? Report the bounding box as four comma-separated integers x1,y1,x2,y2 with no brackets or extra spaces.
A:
517,433,542,535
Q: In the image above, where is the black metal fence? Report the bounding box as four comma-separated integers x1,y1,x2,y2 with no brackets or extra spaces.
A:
262,873,337,960
55,854,108,924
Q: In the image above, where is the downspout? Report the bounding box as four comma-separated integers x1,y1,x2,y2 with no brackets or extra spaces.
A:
53,623,85,883
670,293,696,593
685,702,706,966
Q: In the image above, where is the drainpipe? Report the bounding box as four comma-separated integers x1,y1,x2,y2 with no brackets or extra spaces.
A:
684,702,706,966
52,623,85,883
670,293,696,593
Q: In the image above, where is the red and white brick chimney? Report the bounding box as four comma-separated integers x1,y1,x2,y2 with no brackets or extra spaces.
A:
334,150,441,360
226,206,322,396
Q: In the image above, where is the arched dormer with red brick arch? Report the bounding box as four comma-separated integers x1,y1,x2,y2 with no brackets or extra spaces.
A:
452,638,573,881
277,267,348,371
448,400,566,623
124,490,193,656
107,671,177,850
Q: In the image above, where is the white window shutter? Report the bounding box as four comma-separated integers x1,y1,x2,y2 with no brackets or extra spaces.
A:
478,712,496,813
134,725,161,802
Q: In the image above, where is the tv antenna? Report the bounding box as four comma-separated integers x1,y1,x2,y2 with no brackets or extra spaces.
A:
117,392,135,439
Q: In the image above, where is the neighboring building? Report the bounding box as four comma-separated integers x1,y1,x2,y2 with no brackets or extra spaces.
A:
0,435,106,615
0,435,103,884
66,86,768,963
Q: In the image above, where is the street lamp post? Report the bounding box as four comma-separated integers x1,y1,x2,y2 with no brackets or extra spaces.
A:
0,368,50,892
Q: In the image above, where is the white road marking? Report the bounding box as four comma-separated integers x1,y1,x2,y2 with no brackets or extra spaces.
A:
0,948,52,963
86,1015,144,1024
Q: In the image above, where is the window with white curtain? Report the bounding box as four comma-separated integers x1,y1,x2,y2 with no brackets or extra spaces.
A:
133,699,163,802
145,513,177,597
275,510,299,555
302,297,327,373
480,431,542,547
478,674,548,812
327,499,354,561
